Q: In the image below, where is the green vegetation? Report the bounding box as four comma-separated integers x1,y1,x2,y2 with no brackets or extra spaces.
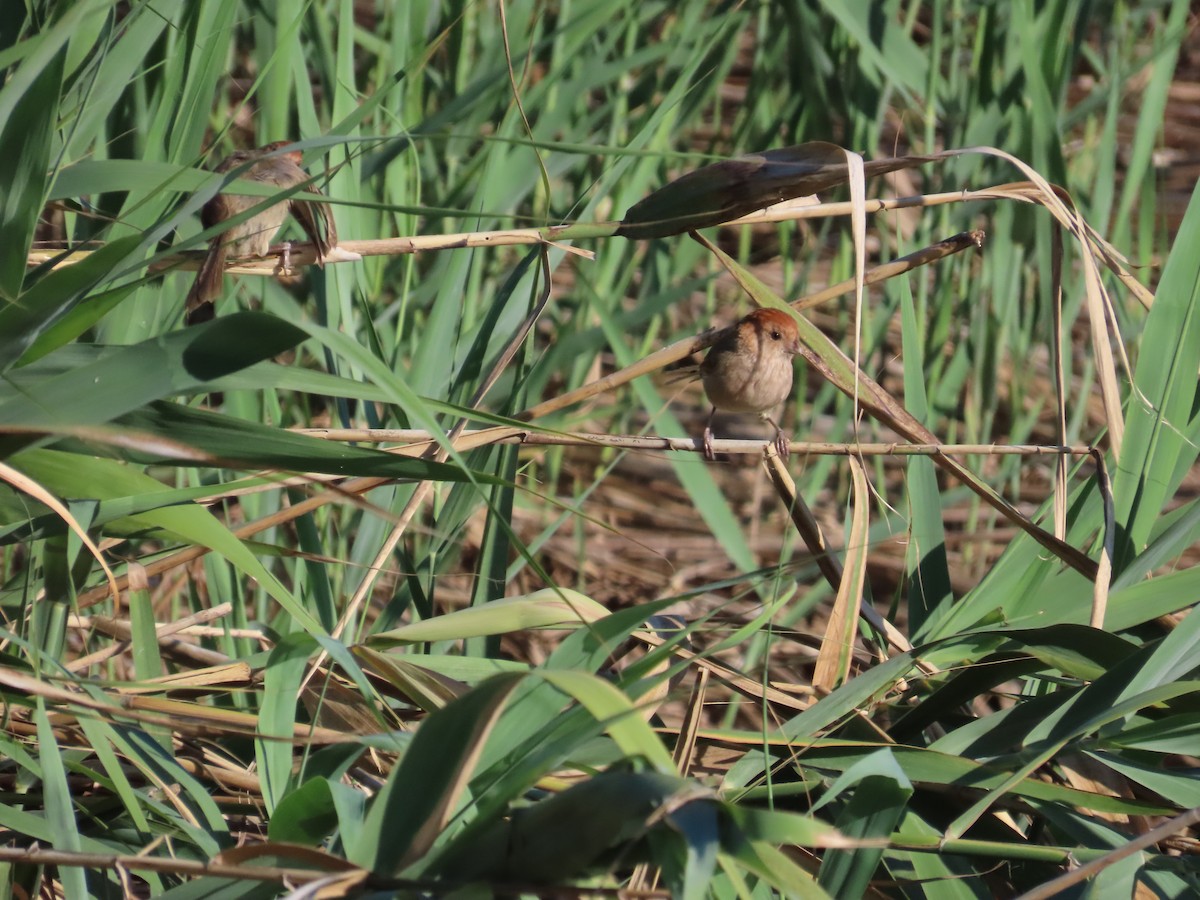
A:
1,1,1198,896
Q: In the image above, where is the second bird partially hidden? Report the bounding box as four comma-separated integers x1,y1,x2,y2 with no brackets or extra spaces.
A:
185,142,337,324
698,308,801,461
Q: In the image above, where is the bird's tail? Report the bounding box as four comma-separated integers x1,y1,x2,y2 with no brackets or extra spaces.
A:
184,243,227,324
662,361,702,384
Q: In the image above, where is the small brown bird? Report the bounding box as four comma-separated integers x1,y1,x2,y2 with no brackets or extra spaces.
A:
695,307,802,460
185,142,337,324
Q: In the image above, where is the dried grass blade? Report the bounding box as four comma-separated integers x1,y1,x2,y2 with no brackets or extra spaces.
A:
0,461,120,608
1091,449,1115,629
1051,227,1068,538
845,147,867,437
634,629,811,712
947,149,1127,457
812,456,870,693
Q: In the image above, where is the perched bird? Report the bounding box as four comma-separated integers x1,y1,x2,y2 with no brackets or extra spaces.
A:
692,308,802,460
185,142,337,324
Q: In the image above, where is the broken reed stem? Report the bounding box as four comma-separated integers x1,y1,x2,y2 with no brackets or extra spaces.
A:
295,428,1097,459
65,602,238,672
158,434,1092,511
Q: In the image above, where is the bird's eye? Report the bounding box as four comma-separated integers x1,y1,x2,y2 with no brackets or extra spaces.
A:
771,330,782,340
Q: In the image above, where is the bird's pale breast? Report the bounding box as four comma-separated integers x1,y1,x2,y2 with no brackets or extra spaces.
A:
700,333,795,413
